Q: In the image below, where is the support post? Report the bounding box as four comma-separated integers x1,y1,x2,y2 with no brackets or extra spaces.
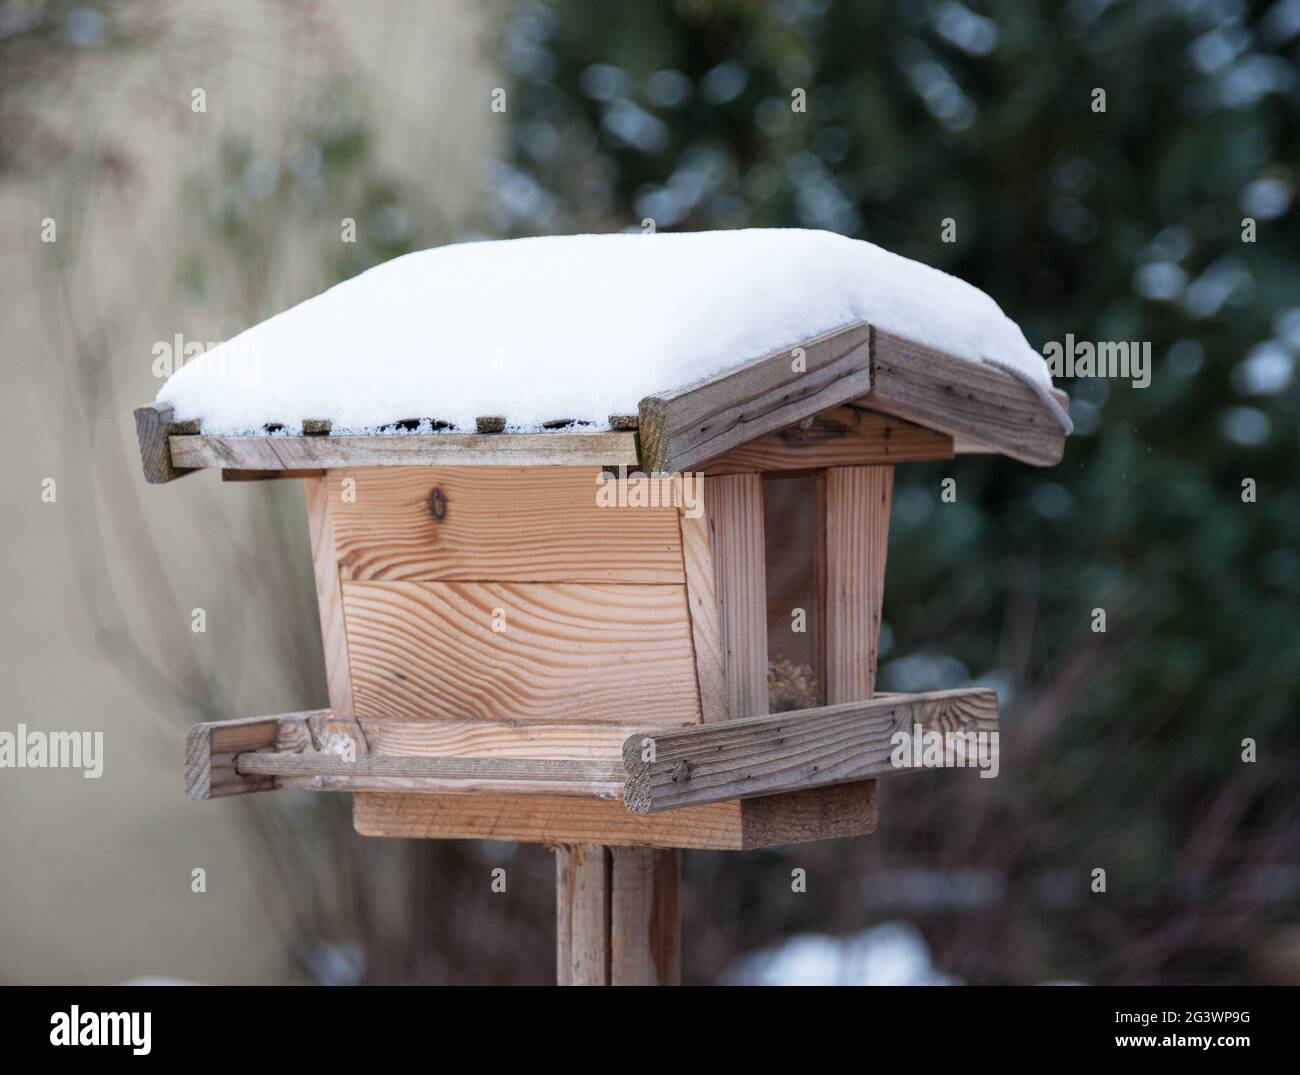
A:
555,844,681,986
825,465,893,702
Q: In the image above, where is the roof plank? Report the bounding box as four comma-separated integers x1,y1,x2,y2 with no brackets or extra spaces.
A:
637,321,873,475
863,329,1067,466
166,431,639,471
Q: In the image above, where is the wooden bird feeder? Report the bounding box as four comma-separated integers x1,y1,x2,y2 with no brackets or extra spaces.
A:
136,314,1068,985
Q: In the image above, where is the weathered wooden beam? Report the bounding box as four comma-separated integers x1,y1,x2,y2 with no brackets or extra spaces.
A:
354,782,876,850
638,322,872,475
134,402,197,484
234,750,624,797
185,711,654,800
622,688,999,814
864,330,1068,467
166,431,640,470
700,407,952,475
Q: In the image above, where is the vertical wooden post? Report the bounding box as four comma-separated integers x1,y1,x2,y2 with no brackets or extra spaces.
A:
610,847,681,985
556,844,610,985
824,465,893,702
305,474,356,718
555,844,681,986
708,472,769,720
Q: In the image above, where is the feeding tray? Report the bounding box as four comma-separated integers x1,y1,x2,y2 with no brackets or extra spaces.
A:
135,230,1069,983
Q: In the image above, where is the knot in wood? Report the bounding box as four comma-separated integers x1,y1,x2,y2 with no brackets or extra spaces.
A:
670,759,691,784
428,487,447,521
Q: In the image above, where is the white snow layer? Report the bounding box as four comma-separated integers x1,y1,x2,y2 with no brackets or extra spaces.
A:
156,229,1057,434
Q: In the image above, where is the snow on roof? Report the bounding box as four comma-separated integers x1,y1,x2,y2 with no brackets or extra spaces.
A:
156,228,1057,435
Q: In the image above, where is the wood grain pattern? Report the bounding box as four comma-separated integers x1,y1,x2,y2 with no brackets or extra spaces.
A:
134,403,196,484
708,473,768,721
678,505,727,723
555,845,680,986
740,782,877,845
865,330,1067,466
824,465,893,705
701,407,952,475
185,715,276,799
306,476,356,718
638,322,873,475
353,786,876,849
235,750,624,797
610,847,681,985
328,467,684,583
353,717,651,759
556,845,611,985
169,431,639,470
623,688,999,813
343,580,702,724
357,792,750,848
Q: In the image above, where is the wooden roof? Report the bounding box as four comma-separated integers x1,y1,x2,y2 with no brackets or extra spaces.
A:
134,321,1069,483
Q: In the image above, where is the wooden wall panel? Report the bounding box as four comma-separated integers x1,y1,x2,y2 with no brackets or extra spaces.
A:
329,467,684,583
343,580,702,724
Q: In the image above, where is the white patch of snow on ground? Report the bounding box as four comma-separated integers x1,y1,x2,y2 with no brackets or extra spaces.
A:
157,229,1055,434
725,920,961,986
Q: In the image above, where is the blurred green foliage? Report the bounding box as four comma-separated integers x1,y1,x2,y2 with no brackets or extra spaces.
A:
495,0,1300,983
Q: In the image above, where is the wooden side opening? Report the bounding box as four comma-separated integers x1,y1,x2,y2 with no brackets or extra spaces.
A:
763,472,825,712
759,464,893,709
